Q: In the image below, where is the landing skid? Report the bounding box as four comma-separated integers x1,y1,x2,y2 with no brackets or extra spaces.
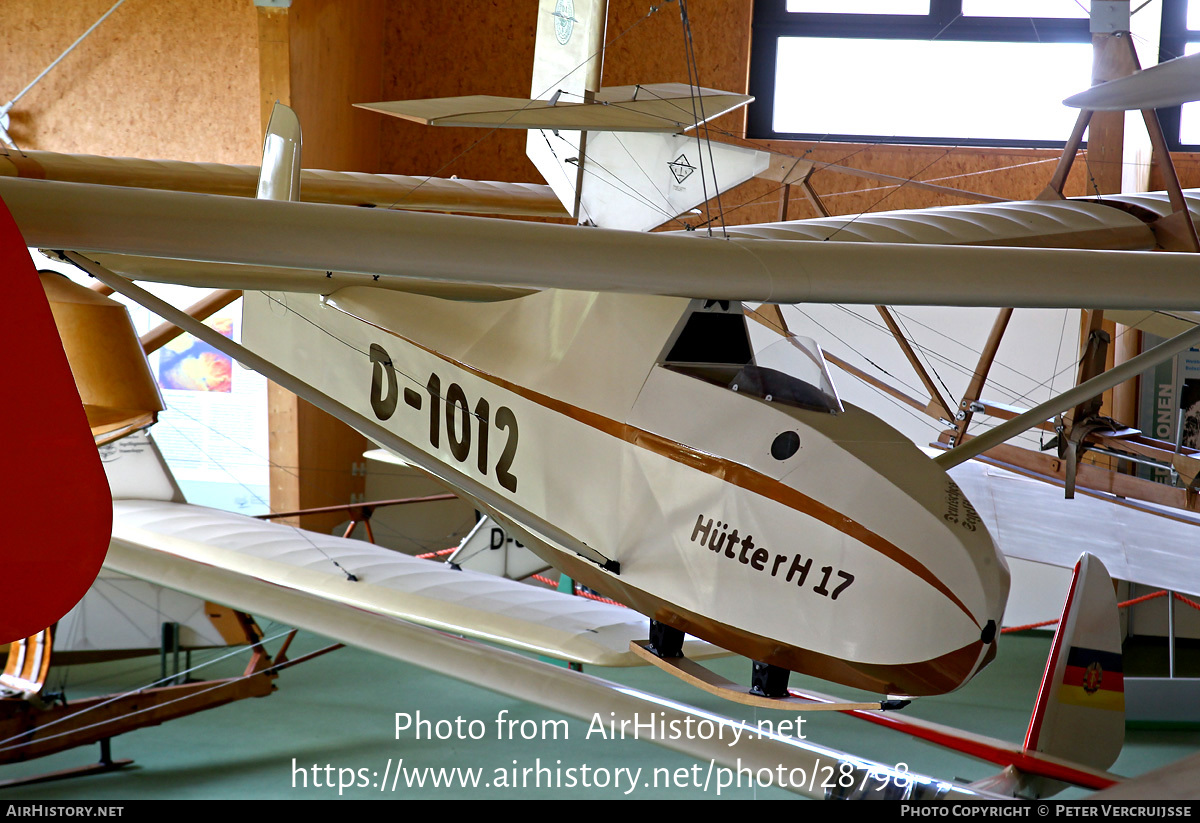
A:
0,739,132,790
629,640,906,712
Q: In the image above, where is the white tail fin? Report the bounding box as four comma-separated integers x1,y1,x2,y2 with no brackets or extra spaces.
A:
359,2,769,230
526,1,770,230
447,515,551,579
101,430,186,503
526,0,607,220
578,130,770,231
257,102,302,202
1024,553,1125,771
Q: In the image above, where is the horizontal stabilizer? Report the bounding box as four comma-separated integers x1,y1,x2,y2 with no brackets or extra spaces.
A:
357,85,750,134
1065,51,1200,111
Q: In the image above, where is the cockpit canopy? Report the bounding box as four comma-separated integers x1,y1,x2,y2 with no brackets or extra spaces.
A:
660,301,842,414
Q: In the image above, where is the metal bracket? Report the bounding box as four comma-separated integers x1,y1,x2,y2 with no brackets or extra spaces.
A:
1091,1,1130,34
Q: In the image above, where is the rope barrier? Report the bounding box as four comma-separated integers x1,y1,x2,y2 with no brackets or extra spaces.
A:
1000,588,1195,634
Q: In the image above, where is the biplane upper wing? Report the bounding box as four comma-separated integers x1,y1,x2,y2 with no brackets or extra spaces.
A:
946,455,1200,600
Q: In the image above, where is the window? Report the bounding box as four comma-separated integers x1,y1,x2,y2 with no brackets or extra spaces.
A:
1158,0,1200,148
749,0,1094,147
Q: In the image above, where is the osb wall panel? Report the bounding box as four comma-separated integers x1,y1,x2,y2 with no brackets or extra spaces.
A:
1155,153,1200,191
379,2,538,183
2,0,259,164
602,0,750,139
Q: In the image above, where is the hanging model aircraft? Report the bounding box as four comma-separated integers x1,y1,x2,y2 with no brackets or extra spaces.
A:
2,0,1200,798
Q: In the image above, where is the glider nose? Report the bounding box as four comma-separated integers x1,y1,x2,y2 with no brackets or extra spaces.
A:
942,504,1008,688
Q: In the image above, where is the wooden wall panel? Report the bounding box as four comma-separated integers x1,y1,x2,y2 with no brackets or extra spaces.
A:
288,0,385,173
603,0,751,141
262,0,386,531
2,0,259,163
375,1,751,185
1156,152,1200,190
379,2,538,182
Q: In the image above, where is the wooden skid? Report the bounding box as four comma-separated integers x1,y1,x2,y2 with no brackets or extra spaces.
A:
0,674,275,764
0,757,133,789
629,642,887,712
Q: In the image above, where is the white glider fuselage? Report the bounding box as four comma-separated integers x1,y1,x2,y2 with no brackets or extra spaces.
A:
244,285,1009,697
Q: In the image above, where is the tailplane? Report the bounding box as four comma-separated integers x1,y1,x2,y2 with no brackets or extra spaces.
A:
354,0,778,231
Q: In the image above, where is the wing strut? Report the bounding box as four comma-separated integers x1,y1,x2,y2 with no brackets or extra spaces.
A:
936,321,1200,470
57,252,621,575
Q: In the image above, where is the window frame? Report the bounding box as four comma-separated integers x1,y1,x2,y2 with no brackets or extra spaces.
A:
747,0,1094,148
1157,0,1200,150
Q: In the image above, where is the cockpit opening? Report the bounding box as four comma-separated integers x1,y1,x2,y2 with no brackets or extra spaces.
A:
659,301,842,414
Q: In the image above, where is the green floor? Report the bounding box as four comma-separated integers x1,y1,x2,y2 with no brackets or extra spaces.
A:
1,628,1196,799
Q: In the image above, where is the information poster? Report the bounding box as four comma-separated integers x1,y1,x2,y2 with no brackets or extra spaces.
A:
145,295,270,514
1179,347,1200,450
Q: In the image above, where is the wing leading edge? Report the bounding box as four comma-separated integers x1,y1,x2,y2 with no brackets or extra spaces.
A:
107,498,717,667
5,176,1200,310
0,148,568,218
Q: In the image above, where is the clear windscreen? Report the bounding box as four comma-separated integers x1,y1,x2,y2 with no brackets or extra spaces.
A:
732,335,843,414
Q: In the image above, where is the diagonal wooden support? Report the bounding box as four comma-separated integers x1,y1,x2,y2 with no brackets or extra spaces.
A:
953,308,1013,446
1039,109,1092,201
140,289,242,354
876,306,955,422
